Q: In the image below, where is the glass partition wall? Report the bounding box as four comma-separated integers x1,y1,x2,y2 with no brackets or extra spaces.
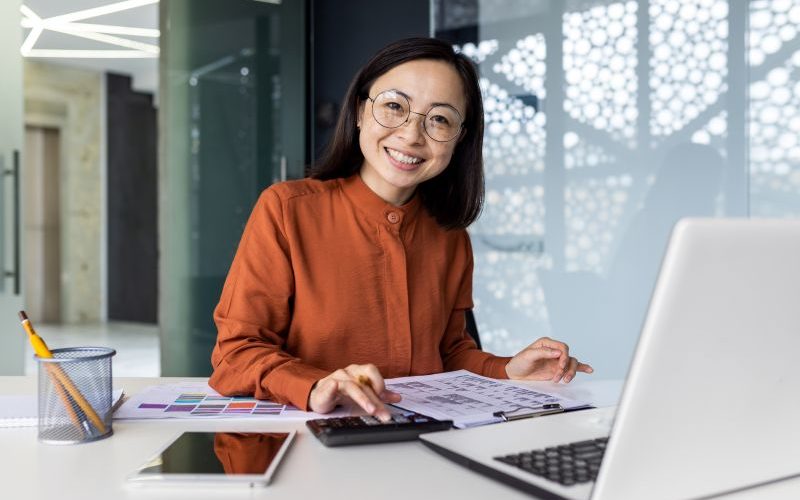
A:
433,0,800,377
159,0,306,376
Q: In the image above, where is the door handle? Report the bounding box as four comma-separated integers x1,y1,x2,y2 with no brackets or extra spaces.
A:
3,149,20,295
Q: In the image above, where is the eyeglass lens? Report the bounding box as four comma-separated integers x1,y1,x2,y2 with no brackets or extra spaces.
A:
371,90,461,142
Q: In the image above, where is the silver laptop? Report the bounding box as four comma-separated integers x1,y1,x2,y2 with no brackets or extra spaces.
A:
421,218,800,500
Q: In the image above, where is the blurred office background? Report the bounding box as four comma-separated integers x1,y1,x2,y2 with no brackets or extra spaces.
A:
0,0,798,379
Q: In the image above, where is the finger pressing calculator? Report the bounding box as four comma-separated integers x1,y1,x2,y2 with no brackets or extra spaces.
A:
306,410,453,447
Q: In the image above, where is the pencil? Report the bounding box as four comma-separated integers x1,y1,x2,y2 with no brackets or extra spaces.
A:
49,369,88,436
19,311,107,435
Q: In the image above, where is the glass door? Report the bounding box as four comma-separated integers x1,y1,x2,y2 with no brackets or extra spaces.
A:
0,0,25,375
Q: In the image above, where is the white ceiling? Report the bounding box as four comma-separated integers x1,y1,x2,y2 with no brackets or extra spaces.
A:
22,0,159,94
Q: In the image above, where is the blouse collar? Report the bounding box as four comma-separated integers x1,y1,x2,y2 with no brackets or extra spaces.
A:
339,174,422,227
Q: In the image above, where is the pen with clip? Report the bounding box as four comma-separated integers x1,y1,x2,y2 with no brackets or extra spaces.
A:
493,403,564,422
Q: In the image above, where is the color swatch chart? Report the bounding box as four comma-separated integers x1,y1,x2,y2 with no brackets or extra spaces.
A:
114,382,349,420
138,392,285,416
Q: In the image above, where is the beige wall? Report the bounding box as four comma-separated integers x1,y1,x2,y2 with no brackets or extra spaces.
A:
24,61,102,323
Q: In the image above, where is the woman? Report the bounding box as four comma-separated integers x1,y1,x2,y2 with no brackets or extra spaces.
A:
209,37,592,422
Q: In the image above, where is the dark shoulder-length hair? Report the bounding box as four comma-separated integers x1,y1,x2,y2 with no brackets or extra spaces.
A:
308,37,485,230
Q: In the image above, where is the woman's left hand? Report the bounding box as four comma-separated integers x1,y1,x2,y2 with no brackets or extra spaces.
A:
505,337,593,383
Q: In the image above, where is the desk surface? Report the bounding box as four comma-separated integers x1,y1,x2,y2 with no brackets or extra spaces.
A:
0,376,797,500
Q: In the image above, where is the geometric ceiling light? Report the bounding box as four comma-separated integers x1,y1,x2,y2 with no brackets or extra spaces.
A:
20,0,159,58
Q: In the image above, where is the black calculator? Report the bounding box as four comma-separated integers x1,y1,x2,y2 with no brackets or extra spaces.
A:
306,410,453,447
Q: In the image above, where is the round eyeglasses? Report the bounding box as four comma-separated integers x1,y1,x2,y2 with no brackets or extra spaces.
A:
366,90,464,143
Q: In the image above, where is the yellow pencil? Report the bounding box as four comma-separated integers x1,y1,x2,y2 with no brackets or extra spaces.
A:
20,311,52,359
49,369,86,434
19,311,107,435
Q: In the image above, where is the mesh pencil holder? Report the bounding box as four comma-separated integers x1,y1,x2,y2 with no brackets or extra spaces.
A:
36,347,116,444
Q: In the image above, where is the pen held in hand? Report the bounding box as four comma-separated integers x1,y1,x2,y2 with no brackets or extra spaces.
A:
356,375,373,390
356,375,392,422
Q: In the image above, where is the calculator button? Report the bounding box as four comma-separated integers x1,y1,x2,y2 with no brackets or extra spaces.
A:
359,416,380,425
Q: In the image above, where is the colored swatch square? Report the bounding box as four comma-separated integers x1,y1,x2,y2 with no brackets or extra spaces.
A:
205,396,231,401
255,402,283,409
191,409,222,415
228,402,256,409
198,404,226,409
252,409,282,415
138,403,169,409
222,408,253,414
165,404,196,412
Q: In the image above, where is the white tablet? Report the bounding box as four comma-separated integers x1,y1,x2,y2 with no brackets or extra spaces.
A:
127,431,296,487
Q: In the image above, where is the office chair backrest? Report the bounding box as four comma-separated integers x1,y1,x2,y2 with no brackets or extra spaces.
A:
464,309,482,350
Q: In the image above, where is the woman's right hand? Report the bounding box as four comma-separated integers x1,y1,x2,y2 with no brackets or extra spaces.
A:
308,364,402,422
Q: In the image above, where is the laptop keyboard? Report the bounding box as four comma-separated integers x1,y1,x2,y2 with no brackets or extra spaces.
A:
494,437,608,487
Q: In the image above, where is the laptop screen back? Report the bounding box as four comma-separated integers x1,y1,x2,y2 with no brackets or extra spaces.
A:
593,218,800,500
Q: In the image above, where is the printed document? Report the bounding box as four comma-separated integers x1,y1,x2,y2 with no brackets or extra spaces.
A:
386,370,590,428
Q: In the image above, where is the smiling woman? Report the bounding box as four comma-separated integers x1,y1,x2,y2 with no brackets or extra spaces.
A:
208,37,592,421
310,37,488,229
356,59,466,206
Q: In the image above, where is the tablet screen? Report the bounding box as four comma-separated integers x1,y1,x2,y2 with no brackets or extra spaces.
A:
133,431,293,480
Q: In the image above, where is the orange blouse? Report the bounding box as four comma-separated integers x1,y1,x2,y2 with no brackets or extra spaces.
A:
209,174,511,410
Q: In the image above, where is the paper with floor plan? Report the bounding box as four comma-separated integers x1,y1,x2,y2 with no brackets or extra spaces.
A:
113,382,348,420
386,370,590,428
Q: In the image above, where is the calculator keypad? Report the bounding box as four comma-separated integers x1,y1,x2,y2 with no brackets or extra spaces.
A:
306,411,451,446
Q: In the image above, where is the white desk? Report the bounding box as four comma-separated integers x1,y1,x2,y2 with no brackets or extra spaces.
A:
0,376,797,500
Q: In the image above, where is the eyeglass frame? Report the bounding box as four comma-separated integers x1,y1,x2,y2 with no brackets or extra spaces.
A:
364,90,465,143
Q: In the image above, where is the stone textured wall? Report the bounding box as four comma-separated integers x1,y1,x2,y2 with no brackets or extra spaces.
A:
24,61,102,323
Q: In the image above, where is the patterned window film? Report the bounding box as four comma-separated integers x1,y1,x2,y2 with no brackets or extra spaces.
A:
434,0,800,376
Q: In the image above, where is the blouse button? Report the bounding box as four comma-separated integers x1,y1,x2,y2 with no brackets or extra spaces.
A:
387,212,400,224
